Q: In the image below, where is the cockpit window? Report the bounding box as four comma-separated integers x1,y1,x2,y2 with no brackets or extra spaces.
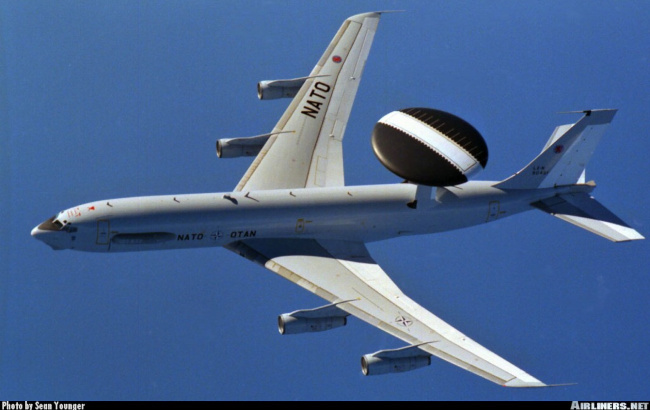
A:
37,216,64,231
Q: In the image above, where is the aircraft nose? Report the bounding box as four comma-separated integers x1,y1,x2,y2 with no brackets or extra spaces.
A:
30,225,41,237
31,217,70,250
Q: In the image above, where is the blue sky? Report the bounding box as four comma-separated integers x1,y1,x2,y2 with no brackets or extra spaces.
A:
2,0,649,401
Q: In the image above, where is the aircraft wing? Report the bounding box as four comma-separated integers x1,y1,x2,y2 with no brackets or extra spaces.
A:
225,238,547,387
235,12,381,192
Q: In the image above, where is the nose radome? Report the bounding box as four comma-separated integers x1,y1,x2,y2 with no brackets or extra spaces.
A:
31,218,69,250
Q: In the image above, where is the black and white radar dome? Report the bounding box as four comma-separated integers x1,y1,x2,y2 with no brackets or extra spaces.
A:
371,108,488,186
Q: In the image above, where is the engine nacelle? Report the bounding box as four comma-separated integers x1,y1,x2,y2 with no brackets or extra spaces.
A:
371,108,488,186
216,134,271,158
361,345,432,376
278,302,350,335
278,314,347,334
257,76,309,100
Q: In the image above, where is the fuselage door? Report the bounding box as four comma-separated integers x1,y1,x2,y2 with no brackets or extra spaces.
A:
487,201,500,222
96,220,110,245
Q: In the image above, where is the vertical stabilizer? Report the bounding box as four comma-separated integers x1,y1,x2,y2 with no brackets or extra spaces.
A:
495,110,616,190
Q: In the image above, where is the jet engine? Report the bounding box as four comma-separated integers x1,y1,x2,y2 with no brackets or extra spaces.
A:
278,302,350,335
257,76,309,100
216,131,295,158
216,134,270,158
361,345,432,376
371,108,488,186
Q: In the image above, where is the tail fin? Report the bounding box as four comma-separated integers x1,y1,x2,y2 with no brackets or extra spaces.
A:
496,109,643,242
495,109,617,190
532,192,644,242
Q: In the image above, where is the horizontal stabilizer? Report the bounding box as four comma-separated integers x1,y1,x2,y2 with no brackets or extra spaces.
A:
532,193,644,242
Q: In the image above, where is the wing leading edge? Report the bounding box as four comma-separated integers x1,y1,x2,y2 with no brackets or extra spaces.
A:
226,238,547,387
235,12,381,192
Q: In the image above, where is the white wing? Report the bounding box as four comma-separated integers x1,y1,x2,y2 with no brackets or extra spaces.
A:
226,238,547,387
235,12,381,191
227,12,546,387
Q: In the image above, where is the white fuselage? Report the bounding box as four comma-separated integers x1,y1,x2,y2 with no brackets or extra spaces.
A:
31,181,593,253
